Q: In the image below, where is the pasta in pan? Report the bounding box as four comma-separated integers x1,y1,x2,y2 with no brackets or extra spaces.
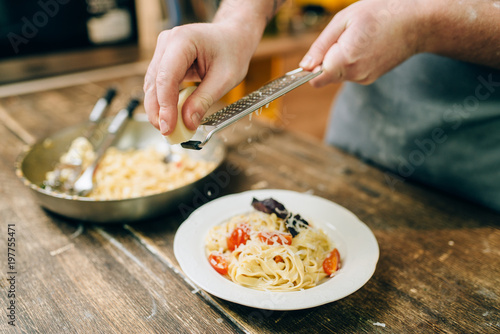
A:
88,146,214,200
206,198,341,291
44,136,216,200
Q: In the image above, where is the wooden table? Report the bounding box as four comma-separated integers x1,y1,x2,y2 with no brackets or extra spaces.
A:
1,73,499,334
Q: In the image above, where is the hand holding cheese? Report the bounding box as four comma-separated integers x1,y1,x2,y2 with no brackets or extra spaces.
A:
143,11,265,136
165,86,197,145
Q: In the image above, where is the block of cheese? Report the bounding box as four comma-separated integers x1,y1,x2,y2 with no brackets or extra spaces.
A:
165,86,197,145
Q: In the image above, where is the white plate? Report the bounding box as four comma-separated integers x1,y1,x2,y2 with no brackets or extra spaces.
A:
174,189,379,311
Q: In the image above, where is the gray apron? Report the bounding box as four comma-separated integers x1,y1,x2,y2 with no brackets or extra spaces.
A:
326,54,500,211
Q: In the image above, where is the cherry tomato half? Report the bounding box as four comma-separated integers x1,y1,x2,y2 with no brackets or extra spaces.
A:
323,248,341,276
258,232,293,246
208,252,229,275
227,224,250,251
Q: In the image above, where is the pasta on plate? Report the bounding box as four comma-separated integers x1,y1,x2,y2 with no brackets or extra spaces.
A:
205,198,341,291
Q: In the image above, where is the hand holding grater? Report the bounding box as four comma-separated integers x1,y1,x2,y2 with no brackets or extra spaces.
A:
181,67,323,150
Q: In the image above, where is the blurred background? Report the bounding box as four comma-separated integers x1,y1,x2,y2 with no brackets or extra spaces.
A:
0,0,357,140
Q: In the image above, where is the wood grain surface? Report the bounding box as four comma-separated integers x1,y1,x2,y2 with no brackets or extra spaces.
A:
0,74,499,334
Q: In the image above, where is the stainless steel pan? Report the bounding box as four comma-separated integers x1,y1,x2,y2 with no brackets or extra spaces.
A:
15,114,226,223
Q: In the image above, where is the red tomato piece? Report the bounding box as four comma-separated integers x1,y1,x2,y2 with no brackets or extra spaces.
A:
208,253,229,275
258,232,292,246
323,248,341,276
227,224,250,251
274,255,284,263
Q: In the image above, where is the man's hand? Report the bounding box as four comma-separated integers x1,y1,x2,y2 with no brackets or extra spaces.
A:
299,0,423,87
143,0,283,136
300,0,500,87
143,22,254,135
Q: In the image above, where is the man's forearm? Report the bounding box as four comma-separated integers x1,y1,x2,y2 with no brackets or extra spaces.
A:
213,0,286,50
214,0,286,26
421,0,500,68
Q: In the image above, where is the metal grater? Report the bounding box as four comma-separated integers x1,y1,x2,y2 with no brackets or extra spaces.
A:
181,67,322,150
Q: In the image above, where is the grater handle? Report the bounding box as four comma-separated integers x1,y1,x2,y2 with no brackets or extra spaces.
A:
181,67,323,150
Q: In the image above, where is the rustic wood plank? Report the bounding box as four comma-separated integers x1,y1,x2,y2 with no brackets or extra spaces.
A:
0,62,149,99
0,75,146,140
0,123,241,334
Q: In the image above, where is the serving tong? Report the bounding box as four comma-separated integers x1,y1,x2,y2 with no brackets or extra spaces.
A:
181,67,323,150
